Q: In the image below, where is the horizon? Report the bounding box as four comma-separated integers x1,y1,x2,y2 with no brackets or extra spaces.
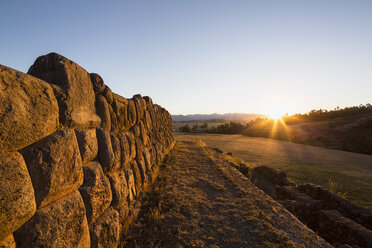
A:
171,103,372,117
1,1,372,117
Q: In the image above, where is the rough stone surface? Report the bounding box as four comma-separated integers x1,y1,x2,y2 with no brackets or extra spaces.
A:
143,96,153,106
110,134,121,171
136,157,148,186
143,111,152,132
0,53,176,248
125,131,136,161
75,129,98,163
139,122,148,145
90,207,120,248
96,128,115,172
20,129,83,208
79,162,112,225
127,99,137,127
135,137,144,159
108,104,119,134
107,171,129,209
107,171,130,222
0,152,36,240
102,86,113,105
112,94,128,131
28,52,100,128
0,65,59,151
124,167,136,203
14,191,90,248
319,210,372,247
131,124,141,138
117,133,130,167
0,235,15,248
96,95,111,131
143,148,152,171
130,161,143,194
90,73,105,94
133,96,144,123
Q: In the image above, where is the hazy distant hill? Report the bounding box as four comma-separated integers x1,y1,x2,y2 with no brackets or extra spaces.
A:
172,113,267,122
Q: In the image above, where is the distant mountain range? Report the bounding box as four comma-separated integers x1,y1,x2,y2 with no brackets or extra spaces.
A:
172,113,267,122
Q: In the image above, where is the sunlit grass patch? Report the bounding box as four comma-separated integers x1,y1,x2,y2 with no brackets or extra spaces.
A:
176,133,372,208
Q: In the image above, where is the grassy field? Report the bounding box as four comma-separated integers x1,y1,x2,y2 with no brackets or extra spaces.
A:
173,120,229,131
176,133,372,208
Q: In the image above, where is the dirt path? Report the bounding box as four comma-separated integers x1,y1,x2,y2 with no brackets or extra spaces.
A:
123,141,332,248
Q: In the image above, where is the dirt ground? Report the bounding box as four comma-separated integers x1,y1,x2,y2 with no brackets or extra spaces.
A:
122,141,331,248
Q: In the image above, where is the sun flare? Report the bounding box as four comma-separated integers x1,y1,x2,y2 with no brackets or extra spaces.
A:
268,111,285,120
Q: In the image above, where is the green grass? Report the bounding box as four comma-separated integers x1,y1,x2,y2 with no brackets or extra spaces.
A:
176,133,372,208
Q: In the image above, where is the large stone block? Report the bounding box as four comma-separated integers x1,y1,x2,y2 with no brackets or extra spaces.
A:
125,131,136,161
319,209,372,247
75,129,98,163
0,65,58,151
110,134,121,171
0,152,36,240
107,171,129,208
90,73,105,95
96,128,115,172
143,111,152,131
107,171,130,221
96,95,111,131
135,137,144,159
112,93,128,131
130,161,143,194
136,157,148,186
108,105,119,135
79,162,112,225
131,124,141,138
0,235,15,248
124,167,136,203
117,133,130,167
133,96,144,123
14,191,90,248
20,129,83,208
143,148,152,171
139,122,149,146
127,99,137,127
143,96,153,109
90,207,120,248
28,53,100,128
102,86,113,105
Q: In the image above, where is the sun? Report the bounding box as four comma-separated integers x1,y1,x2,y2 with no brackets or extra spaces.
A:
264,103,289,120
268,111,286,120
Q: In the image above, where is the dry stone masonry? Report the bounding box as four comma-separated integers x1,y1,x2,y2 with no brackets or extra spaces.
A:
233,162,372,248
0,53,175,248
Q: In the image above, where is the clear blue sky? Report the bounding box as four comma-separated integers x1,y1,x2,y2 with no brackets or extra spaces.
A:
1,1,371,116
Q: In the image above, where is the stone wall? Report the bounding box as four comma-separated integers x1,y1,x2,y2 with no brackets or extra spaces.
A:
236,164,372,248
0,53,175,248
